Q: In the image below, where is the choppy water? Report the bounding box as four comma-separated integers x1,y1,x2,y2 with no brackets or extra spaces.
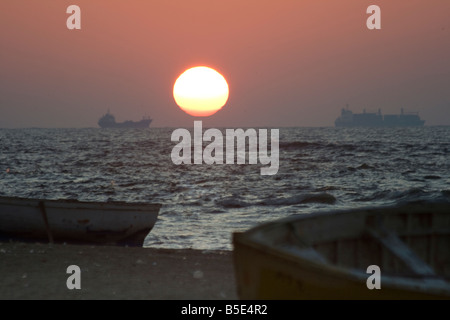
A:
1,126,449,250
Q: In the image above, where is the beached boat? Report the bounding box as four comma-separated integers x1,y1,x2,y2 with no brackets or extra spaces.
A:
0,196,161,246
233,202,450,299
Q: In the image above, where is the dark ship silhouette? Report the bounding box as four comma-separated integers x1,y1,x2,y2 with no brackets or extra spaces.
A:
98,111,152,128
335,106,425,127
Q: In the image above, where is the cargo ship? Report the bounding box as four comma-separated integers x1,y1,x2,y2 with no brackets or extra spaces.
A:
98,111,152,128
335,106,425,127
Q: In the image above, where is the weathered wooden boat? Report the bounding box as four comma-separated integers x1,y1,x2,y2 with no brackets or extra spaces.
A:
233,202,450,299
0,196,161,246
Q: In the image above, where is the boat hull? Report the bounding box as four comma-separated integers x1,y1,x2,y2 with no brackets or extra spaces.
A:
0,197,161,246
334,120,425,127
233,202,450,299
334,108,425,127
98,119,152,128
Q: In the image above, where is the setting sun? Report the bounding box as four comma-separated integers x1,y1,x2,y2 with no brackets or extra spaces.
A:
173,66,229,117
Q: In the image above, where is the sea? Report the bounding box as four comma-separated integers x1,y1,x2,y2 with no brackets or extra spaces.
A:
0,126,449,250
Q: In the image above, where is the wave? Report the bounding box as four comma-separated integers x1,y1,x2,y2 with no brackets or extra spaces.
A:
279,141,323,150
423,175,441,180
215,197,251,208
260,193,336,206
280,141,361,153
357,188,450,204
215,192,337,208
347,163,376,171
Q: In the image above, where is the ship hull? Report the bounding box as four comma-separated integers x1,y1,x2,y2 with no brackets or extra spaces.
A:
98,119,152,128
335,120,425,128
335,108,425,127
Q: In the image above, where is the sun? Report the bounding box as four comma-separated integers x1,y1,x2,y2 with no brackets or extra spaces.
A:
173,66,229,117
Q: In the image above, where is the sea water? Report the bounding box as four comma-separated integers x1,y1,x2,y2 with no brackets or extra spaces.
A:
0,126,449,250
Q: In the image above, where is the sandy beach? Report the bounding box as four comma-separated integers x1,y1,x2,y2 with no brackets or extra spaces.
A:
0,241,237,300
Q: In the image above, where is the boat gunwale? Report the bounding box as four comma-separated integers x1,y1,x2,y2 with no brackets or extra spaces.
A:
0,196,162,212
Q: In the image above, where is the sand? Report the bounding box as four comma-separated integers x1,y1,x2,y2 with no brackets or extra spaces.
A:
0,241,237,300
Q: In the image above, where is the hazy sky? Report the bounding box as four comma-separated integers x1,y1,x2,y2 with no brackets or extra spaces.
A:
1,1,449,128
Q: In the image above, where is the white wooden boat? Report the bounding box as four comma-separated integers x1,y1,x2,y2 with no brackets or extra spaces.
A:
233,202,450,299
0,196,161,246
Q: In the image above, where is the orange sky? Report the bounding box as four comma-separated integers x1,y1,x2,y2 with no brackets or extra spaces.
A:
1,0,449,127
